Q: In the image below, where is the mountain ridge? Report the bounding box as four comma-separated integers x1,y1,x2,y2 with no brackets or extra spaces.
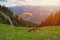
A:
8,5,60,24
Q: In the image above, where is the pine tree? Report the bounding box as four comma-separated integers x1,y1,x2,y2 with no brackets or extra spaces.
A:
54,11,60,25
43,13,53,26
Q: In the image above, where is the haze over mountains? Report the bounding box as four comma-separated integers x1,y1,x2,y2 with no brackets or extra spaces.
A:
8,5,60,24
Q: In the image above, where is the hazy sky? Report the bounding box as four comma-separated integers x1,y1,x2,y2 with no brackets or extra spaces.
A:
0,0,60,7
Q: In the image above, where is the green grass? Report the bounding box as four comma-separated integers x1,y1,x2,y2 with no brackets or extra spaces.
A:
0,24,60,40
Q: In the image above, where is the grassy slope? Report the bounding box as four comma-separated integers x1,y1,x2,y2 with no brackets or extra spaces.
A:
0,24,60,40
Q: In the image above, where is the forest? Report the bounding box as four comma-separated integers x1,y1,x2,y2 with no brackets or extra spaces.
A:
40,10,60,26
0,5,60,27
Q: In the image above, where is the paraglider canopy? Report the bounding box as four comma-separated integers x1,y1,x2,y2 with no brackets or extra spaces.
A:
18,12,33,21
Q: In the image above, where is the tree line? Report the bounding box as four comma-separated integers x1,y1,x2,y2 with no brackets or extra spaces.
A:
39,10,60,26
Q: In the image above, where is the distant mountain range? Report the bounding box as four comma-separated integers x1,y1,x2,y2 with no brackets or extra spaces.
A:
8,5,60,24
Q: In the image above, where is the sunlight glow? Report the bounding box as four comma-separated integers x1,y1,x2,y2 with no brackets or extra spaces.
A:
0,0,60,7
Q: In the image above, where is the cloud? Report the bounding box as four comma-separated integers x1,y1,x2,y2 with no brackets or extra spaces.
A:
0,0,60,7
17,0,59,6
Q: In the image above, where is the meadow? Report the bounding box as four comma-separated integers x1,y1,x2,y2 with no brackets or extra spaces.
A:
0,24,60,40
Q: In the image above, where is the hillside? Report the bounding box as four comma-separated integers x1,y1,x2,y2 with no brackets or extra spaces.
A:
9,6,60,24
0,23,60,40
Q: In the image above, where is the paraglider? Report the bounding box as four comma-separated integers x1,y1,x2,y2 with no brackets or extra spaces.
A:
18,12,33,21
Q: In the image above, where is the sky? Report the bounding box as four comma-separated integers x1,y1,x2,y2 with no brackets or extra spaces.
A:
0,0,60,7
